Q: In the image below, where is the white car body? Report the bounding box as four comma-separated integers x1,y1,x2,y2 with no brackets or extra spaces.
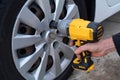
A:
95,0,120,22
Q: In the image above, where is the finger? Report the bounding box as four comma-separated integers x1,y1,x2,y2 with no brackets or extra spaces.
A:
76,54,81,59
74,45,89,55
69,40,74,46
91,53,100,57
92,52,104,57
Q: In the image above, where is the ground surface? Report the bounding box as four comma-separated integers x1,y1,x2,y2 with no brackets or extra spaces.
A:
68,12,120,80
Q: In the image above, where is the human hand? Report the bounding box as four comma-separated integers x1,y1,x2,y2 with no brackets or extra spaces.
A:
74,37,116,58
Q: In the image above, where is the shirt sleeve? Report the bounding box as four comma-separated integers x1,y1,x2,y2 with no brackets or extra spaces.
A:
112,33,120,56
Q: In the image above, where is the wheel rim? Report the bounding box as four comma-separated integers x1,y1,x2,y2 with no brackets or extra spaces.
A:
12,0,79,80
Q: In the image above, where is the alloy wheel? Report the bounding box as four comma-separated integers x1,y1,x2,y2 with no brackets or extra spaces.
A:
12,0,79,80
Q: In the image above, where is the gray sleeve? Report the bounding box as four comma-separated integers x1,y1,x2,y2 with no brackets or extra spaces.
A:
112,33,120,56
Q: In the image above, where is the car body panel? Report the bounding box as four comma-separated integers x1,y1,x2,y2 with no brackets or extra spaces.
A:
106,0,120,7
94,0,120,22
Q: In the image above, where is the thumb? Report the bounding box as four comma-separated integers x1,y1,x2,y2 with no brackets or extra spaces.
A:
74,44,89,55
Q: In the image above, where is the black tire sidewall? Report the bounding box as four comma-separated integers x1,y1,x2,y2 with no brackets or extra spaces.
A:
0,0,26,80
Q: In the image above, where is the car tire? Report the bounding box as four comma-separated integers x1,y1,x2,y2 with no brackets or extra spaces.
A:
0,0,87,80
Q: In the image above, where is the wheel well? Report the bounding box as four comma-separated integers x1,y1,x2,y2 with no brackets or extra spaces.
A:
85,0,95,21
73,0,95,21
73,0,88,19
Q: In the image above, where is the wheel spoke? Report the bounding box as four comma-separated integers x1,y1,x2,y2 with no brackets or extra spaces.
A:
50,44,62,76
59,41,74,59
53,0,65,20
35,0,52,28
34,49,49,80
64,4,78,19
20,44,44,72
13,35,42,49
19,7,45,32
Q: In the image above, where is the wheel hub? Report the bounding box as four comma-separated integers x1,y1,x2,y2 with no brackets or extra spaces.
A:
45,30,56,42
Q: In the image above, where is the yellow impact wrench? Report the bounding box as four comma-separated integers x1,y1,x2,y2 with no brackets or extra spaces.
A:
50,19,104,72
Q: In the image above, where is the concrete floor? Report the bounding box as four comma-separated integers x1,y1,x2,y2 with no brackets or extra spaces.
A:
68,12,120,80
